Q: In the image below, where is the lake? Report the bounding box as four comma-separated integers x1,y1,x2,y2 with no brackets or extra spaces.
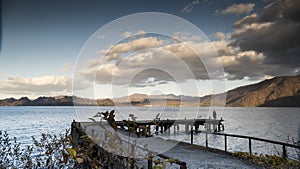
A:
0,106,299,158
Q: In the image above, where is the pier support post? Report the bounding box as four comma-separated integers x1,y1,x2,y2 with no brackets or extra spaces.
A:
173,125,176,135
147,125,151,136
155,126,159,135
205,131,208,148
185,124,189,133
191,127,193,145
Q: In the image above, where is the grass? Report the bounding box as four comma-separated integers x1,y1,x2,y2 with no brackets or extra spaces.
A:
233,152,300,169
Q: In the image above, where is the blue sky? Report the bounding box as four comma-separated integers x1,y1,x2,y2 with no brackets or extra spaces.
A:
0,0,299,99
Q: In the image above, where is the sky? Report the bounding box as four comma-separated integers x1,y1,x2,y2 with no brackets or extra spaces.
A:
0,0,299,99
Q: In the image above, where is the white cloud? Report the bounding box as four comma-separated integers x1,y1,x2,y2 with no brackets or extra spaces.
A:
103,37,164,56
208,37,268,80
222,3,255,15
212,40,236,56
234,14,257,27
215,32,226,40
181,0,199,13
0,76,74,97
121,30,146,38
173,32,201,42
121,31,133,38
220,55,238,67
233,22,273,36
236,50,265,63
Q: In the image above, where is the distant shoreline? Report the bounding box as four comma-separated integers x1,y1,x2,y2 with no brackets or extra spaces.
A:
1,76,300,107
0,105,205,107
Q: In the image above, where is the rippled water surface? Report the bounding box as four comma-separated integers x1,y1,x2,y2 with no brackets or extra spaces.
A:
1,106,299,157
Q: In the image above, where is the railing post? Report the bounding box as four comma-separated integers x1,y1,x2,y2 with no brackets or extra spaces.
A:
224,135,227,152
249,138,252,155
191,127,193,145
282,145,287,158
104,132,107,141
180,165,187,169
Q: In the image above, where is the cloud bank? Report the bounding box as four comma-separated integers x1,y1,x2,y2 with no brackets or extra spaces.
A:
230,0,300,76
79,0,300,87
2,0,299,98
0,76,72,97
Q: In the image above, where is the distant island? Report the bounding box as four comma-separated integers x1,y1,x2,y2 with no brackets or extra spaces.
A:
0,75,299,107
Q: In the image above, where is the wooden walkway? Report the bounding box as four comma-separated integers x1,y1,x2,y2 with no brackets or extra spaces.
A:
72,121,188,169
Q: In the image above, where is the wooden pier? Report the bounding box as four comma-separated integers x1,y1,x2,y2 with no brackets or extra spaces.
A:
70,115,224,168
71,115,300,168
115,118,224,137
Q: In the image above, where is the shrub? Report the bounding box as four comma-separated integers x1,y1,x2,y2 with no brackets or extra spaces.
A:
0,129,76,168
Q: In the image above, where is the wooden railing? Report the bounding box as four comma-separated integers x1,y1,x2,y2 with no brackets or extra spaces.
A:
71,122,129,168
190,129,300,159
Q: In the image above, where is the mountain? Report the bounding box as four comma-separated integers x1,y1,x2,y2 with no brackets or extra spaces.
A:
0,75,299,107
227,75,300,107
0,97,31,106
114,93,199,106
114,75,300,107
0,96,114,106
200,75,300,107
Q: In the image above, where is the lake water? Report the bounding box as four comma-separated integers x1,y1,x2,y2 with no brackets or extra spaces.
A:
0,106,299,159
